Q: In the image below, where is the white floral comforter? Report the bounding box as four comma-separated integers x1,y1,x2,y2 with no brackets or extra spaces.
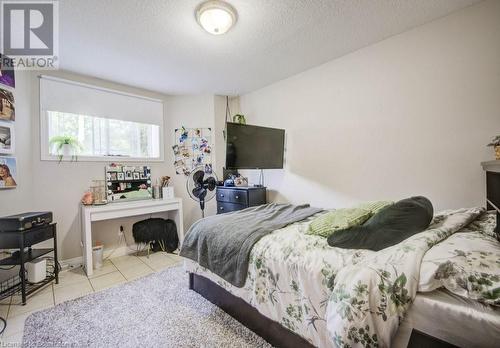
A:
185,208,498,347
419,211,500,305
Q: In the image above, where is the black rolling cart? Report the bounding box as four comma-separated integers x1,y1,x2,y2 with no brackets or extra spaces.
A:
0,223,59,305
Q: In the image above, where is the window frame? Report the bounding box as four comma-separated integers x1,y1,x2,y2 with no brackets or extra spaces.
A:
39,76,165,163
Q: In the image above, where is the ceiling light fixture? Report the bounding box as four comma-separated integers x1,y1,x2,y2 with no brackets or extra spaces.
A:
195,0,237,35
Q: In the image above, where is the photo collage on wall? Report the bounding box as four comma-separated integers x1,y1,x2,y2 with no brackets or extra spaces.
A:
0,54,16,189
172,127,212,176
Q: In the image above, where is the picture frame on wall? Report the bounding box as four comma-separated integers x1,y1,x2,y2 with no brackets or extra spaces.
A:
0,54,15,89
0,121,14,155
0,88,15,121
0,156,17,189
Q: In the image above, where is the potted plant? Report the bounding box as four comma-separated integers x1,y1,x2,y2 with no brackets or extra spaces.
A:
487,135,500,160
232,114,246,124
49,135,83,163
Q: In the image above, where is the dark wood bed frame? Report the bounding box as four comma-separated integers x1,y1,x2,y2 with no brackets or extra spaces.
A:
189,272,315,348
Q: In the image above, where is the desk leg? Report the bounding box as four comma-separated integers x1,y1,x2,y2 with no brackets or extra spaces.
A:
82,209,93,276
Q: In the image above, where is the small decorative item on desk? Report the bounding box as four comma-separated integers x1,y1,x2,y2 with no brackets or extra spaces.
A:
225,174,248,187
160,176,174,199
224,174,236,187
153,179,161,199
487,135,500,160
81,191,94,205
234,175,248,187
91,180,107,205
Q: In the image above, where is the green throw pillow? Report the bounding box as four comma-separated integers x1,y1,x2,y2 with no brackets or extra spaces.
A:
307,208,372,238
355,201,394,214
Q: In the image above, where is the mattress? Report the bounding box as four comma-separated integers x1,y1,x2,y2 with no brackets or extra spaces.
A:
393,289,500,348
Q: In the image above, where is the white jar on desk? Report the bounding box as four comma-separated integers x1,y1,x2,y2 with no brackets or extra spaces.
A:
162,186,174,199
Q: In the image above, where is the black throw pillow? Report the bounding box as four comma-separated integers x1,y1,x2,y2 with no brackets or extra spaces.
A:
327,196,433,251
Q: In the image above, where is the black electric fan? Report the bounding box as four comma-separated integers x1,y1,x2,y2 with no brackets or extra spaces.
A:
186,166,218,218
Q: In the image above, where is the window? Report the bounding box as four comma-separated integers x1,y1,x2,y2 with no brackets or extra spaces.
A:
40,76,164,161
47,111,160,158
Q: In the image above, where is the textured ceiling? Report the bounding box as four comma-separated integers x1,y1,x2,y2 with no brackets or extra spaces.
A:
59,0,481,95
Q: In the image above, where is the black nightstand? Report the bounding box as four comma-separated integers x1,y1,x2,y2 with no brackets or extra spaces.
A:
216,186,267,214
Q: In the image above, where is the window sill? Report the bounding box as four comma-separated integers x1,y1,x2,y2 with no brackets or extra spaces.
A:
40,155,164,163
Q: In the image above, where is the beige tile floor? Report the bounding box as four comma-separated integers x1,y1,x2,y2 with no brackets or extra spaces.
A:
0,251,182,345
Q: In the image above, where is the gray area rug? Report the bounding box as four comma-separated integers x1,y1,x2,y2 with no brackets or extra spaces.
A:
23,266,271,347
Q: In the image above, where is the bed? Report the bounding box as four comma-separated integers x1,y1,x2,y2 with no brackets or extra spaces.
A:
183,208,500,347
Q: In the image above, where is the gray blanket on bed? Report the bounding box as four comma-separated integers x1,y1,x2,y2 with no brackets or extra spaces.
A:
180,203,322,287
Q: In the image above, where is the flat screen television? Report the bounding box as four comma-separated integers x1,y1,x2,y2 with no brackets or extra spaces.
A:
225,123,285,169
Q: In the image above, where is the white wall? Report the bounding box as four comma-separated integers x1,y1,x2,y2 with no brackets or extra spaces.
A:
239,0,500,211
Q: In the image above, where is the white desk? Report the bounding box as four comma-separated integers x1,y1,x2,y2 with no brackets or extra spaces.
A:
80,198,183,276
